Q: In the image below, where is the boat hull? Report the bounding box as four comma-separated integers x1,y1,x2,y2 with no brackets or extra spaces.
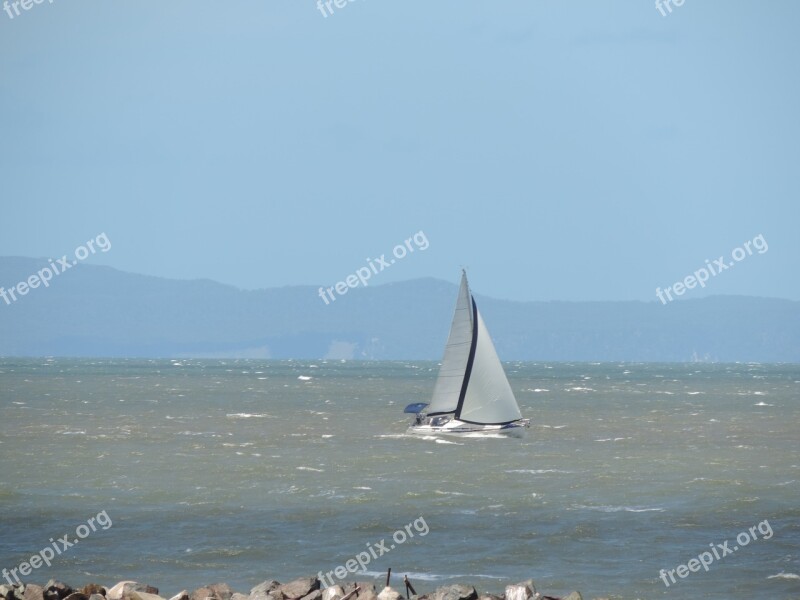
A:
407,417,530,438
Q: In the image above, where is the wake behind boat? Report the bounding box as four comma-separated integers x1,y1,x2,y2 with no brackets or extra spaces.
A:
405,270,530,437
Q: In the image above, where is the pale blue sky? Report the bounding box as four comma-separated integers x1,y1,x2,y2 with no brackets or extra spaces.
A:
1,1,797,301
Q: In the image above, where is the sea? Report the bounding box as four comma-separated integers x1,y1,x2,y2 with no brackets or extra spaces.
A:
0,359,798,599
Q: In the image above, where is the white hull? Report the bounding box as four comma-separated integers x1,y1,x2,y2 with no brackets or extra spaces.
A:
407,417,530,438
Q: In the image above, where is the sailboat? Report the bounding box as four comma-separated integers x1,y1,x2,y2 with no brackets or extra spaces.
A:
405,270,530,437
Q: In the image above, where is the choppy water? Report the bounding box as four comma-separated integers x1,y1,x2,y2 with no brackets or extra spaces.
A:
0,359,798,599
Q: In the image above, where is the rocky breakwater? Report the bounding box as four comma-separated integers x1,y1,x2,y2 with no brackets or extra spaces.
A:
0,576,602,600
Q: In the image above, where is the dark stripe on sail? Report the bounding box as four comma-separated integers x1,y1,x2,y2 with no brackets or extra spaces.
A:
454,296,478,420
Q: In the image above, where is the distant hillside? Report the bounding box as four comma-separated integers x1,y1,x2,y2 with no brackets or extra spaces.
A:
1,257,798,362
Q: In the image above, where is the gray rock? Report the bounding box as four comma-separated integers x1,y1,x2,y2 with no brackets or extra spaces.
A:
167,593,189,600
249,584,280,599
340,583,374,600
503,580,535,600
89,595,106,600
44,582,73,600
231,594,249,600
0,585,13,600
278,579,318,600
321,587,344,600
63,593,88,600
298,592,321,600
206,585,233,600
189,588,214,600
107,584,158,600
432,586,475,600
79,586,105,598
129,592,166,600
376,588,402,600
24,585,44,600
562,594,582,600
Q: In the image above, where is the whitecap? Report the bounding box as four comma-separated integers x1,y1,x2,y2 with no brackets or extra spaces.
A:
506,469,571,474
572,504,665,513
226,413,271,419
767,572,800,580
296,466,324,472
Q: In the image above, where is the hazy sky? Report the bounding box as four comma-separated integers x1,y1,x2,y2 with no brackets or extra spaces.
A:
1,1,797,302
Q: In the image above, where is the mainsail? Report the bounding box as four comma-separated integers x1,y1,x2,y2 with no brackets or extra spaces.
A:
428,271,521,424
427,272,473,415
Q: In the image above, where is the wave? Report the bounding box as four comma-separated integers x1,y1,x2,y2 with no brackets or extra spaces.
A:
767,572,800,580
506,469,571,474
571,504,665,513
226,413,271,418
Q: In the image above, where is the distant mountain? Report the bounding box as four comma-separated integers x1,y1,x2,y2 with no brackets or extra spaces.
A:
1,257,798,362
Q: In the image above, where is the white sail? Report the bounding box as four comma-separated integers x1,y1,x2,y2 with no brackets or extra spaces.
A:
427,272,473,415
456,307,522,425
